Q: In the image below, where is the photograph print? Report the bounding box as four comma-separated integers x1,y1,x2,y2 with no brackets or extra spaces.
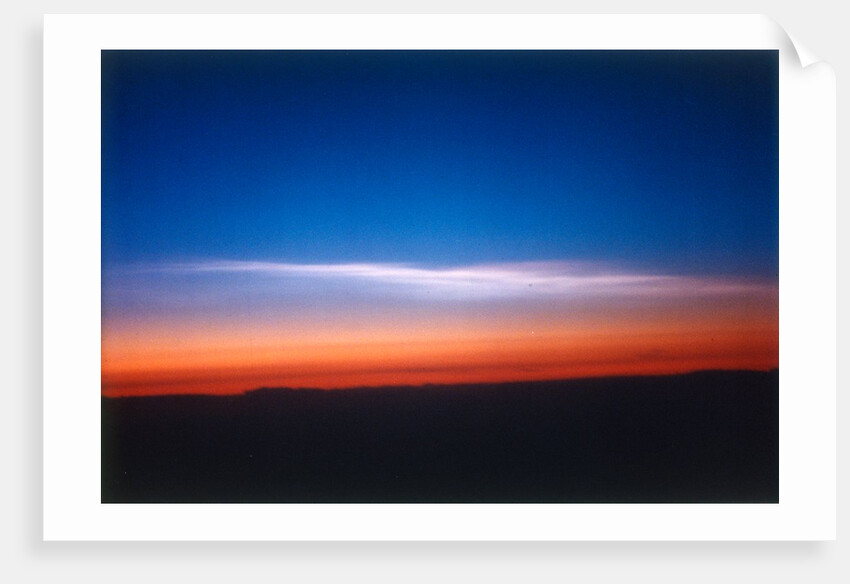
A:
101,50,779,503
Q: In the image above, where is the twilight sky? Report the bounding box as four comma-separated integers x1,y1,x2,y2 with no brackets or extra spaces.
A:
101,50,779,396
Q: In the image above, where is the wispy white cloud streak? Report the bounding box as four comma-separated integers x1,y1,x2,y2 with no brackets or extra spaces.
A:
147,260,776,300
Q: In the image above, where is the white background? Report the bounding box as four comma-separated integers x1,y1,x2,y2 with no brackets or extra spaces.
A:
4,1,846,582
41,13,835,542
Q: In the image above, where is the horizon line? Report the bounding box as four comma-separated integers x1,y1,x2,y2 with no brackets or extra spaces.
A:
101,367,779,399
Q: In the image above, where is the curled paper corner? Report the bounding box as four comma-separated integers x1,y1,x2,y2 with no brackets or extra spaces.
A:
763,16,828,70
785,33,821,68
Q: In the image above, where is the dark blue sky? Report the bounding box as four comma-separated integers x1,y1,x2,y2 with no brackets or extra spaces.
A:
101,50,778,277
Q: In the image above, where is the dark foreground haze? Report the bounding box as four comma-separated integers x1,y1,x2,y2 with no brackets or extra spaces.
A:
102,370,778,503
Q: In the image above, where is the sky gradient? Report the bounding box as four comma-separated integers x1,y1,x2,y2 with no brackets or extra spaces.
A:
101,50,778,396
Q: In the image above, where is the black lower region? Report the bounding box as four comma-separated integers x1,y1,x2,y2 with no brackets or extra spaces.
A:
102,370,779,503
